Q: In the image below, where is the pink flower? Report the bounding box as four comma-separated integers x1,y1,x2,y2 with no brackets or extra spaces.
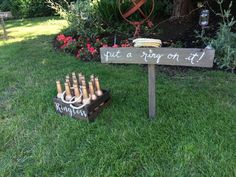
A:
121,43,128,47
102,44,108,48
86,43,91,48
57,34,65,41
112,44,119,48
88,47,97,55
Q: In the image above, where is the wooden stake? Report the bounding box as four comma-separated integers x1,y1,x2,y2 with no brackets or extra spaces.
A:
148,64,156,119
0,17,7,39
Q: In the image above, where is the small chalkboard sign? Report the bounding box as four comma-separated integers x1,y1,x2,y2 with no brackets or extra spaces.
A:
100,47,215,119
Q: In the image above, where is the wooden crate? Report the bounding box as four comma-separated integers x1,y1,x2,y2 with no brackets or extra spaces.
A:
53,90,111,122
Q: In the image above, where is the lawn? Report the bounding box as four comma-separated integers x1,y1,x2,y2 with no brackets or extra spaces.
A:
0,17,235,177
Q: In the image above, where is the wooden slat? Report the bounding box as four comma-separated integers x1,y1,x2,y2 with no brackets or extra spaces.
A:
100,47,215,68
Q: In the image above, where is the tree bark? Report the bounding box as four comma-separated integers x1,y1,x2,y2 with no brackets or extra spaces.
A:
172,0,193,17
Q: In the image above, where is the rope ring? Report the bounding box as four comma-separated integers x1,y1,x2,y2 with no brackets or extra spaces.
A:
69,96,91,110
61,91,82,104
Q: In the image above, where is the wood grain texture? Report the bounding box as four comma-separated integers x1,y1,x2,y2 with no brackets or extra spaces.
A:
148,64,156,119
100,47,215,68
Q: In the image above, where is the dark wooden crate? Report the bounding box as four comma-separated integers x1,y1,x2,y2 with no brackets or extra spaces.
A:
53,90,111,122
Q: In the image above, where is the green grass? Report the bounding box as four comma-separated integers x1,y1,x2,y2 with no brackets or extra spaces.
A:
0,17,236,177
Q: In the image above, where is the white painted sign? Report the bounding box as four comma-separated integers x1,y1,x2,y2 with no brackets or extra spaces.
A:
100,47,215,68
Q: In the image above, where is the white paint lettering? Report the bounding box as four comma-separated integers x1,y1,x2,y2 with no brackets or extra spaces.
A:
197,52,205,62
140,49,163,63
55,103,88,118
104,50,121,61
185,53,199,64
167,53,179,62
126,53,132,58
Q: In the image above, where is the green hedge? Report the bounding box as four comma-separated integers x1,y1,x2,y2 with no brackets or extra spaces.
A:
0,0,10,11
0,0,74,18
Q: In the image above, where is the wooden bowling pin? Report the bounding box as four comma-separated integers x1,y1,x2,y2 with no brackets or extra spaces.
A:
89,81,97,101
82,85,91,104
65,82,72,101
95,77,103,96
78,73,83,85
90,74,96,90
73,79,78,88
81,79,86,87
72,72,77,81
73,84,82,103
56,80,63,98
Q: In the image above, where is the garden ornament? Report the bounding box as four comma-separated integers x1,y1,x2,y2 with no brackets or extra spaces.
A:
118,0,155,37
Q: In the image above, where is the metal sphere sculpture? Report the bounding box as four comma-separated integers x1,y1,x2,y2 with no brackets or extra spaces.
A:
118,0,155,37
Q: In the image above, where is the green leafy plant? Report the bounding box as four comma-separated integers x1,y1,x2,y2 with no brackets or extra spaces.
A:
211,0,236,72
47,0,103,38
0,0,10,11
197,0,236,72
8,0,67,18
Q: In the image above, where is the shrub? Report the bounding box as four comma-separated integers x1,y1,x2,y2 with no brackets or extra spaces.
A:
197,0,236,72
48,0,103,38
210,1,236,72
6,0,73,18
0,0,10,11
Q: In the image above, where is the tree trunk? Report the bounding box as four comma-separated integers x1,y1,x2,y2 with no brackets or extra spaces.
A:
172,0,193,17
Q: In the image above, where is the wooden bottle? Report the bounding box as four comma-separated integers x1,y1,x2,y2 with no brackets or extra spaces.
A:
78,73,83,85
89,81,97,101
65,77,71,88
73,79,78,88
95,77,103,96
81,79,86,87
74,84,82,103
90,74,96,90
65,82,72,101
56,80,63,98
72,72,77,81
82,85,91,104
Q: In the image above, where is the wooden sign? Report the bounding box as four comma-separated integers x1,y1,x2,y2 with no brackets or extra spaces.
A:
0,11,13,19
100,47,215,67
100,47,215,119
0,12,12,39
